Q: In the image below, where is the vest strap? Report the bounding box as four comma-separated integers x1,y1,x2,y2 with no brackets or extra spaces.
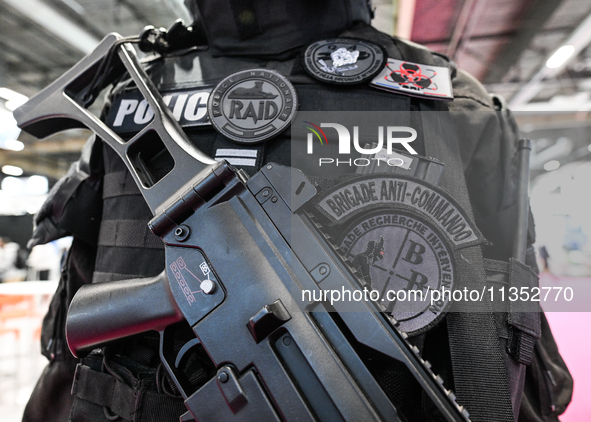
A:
420,102,515,422
72,364,136,421
98,220,163,249
71,363,188,422
103,171,140,199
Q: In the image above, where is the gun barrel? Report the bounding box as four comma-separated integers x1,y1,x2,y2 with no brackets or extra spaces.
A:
66,271,182,357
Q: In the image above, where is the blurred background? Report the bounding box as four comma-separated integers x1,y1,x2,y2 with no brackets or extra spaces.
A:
0,0,589,420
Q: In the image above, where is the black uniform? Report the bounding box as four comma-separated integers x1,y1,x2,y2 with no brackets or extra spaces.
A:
22,1,572,421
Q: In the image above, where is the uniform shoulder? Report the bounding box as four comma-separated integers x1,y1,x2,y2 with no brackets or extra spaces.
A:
449,68,495,110
392,35,494,110
343,24,494,110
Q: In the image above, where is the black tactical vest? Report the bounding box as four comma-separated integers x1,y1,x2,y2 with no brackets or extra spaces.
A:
24,23,573,422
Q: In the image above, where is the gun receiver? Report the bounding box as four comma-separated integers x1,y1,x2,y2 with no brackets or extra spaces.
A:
16,34,471,422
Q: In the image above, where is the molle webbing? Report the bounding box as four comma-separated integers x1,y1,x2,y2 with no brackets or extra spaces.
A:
420,101,515,422
93,145,164,284
98,220,163,250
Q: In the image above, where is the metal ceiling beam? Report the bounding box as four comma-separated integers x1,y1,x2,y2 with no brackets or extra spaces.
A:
116,0,150,26
18,129,90,150
25,138,88,154
451,0,488,66
1,0,100,54
0,153,70,179
485,76,591,93
423,30,515,47
446,0,475,58
483,0,563,84
0,137,88,179
162,0,192,22
0,35,60,70
509,11,591,108
395,0,416,39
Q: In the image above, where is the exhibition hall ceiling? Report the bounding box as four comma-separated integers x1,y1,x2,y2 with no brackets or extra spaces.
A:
0,0,590,184
411,0,591,109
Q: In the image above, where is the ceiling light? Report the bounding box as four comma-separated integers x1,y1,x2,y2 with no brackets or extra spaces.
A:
27,203,42,215
0,108,16,125
1,176,23,193
0,175,48,195
2,165,23,176
543,160,561,171
1,140,25,151
0,88,28,111
27,175,49,195
546,45,576,69
510,11,591,108
5,99,27,111
0,88,28,103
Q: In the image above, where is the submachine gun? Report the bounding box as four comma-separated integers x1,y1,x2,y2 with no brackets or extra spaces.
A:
15,33,472,422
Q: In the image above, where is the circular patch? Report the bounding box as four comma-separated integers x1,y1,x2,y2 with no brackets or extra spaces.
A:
207,69,297,144
302,38,385,85
338,210,455,335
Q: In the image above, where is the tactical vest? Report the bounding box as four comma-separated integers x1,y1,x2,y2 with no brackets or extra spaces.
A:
24,23,572,422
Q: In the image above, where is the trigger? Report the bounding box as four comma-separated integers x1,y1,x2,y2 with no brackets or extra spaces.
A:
175,337,202,369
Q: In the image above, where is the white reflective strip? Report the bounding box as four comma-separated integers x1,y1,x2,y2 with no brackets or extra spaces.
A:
216,157,257,167
215,148,258,158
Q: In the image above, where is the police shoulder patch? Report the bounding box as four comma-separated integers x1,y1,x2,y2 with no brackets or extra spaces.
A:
313,174,485,335
302,38,386,85
207,69,297,144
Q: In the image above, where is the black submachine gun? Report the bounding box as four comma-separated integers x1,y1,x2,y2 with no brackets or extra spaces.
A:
15,34,471,422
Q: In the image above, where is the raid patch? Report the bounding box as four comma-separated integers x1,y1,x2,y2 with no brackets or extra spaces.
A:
106,88,211,133
207,69,297,144
370,58,453,100
302,38,385,85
